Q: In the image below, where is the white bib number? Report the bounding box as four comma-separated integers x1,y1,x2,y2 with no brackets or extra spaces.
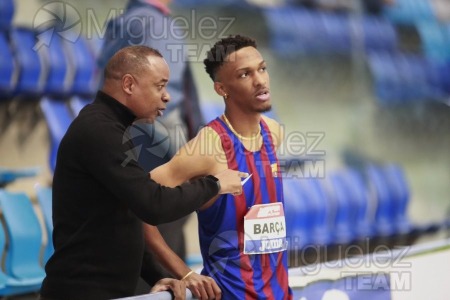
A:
243,202,287,254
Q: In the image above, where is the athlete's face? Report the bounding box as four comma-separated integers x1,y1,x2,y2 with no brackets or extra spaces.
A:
214,46,271,113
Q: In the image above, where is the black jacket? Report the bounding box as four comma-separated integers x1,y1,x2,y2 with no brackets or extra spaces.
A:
40,91,218,300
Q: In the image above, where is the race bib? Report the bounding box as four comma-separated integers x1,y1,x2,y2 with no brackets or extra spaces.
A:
243,202,287,254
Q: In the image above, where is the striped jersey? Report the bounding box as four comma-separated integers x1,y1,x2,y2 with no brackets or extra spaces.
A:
198,117,293,299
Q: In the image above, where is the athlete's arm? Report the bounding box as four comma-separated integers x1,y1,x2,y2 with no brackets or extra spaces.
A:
144,127,225,300
143,223,221,300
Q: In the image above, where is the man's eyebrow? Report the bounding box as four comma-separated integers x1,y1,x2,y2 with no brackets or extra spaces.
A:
156,78,169,84
235,60,266,72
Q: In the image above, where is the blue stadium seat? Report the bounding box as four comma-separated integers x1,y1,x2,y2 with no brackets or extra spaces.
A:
340,169,375,240
200,101,224,123
321,12,351,55
0,166,40,188
283,178,313,249
263,8,315,56
0,32,16,96
297,178,334,246
0,219,45,296
291,9,328,54
40,97,74,173
0,0,14,31
329,172,357,245
40,32,70,97
0,191,45,291
383,0,435,25
35,185,54,265
367,51,403,104
64,35,97,97
359,16,397,52
381,164,411,235
426,59,450,100
265,7,397,56
10,27,44,96
416,21,450,61
69,95,92,117
366,165,396,237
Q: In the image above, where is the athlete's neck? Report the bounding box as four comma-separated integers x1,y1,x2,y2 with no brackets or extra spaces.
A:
222,111,261,139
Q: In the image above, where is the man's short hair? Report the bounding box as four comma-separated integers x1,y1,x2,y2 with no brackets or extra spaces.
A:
204,35,257,81
104,46,163,80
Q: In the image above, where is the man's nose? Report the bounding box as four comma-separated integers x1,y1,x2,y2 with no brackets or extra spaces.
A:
254,72,266,87
163,92,170,102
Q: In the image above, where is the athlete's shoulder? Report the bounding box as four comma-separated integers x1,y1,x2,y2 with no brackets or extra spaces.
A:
261,115,284,149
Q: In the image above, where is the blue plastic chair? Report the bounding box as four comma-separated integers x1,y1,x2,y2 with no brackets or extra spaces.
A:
200,101,224,123
341,169,375,240
366,165,396,237
40,32,70,97
69,95,92,117
297,178,335,246
0,167,40,188
10,27,44,96
426,59,450,100
40,97,74,173
0,32,16,96
329,172,357,245
360,16,397,52
381,164,411,235
321,12,351,55
35,185,54,265
263,8,311,56
367,51,403,105
0,0,14,31
0,191,45,291
384,0,435,25
416,21,450,61
283,178,313,250
64,35,97,97
0,218,46,296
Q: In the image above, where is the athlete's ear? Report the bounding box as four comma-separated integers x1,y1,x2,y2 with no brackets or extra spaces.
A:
214,82,227,99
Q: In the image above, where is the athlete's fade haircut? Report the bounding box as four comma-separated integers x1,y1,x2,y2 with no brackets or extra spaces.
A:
104,45,163,80
204,35,257,82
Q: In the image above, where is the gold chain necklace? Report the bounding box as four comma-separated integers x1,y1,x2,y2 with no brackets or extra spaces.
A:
222,114,261,141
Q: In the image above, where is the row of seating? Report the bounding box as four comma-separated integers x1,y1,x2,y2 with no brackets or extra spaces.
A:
283,163,448,250
384,0,437,25
367,51,450,105
0,27,98,99
261,4,450,105
263,7,397,56
40,96,91,173
0,187,50,296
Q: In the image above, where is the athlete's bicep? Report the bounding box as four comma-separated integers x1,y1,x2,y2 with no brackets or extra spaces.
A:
150,127,220,187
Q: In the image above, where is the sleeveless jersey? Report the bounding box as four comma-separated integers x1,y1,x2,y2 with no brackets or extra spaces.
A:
198,117,293,300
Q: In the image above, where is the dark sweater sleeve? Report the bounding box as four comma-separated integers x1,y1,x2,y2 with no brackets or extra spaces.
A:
78,118,218,225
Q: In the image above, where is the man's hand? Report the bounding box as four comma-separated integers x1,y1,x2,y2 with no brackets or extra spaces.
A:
214,169,248,195
183,272,221,300
150,278,186,300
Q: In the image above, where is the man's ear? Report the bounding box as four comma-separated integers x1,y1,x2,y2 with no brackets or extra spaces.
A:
214,82,227,98
122,74,133,95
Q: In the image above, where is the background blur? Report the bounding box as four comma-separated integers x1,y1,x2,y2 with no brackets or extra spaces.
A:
1,0,449,271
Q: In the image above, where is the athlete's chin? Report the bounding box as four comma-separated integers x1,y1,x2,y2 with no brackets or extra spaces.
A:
256,104,272,113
